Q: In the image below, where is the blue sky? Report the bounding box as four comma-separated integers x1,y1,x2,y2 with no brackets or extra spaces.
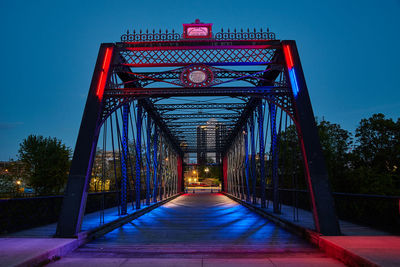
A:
0,0,399,160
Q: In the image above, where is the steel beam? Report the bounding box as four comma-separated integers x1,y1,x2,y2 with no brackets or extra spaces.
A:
104,86,288,98
146,115,151,206
283,40,340,235
269,101,279,213
153,127,159,203
250,115,257,204
135,104,142,209
244,129,250,202
154,103,246,110
121,103,129,215
258,102,266,208
56,44,115,237
162,113,239,119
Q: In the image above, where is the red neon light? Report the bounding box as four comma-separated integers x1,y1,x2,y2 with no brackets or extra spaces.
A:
295,122,320,233
283,44,294,69
96,47,113,100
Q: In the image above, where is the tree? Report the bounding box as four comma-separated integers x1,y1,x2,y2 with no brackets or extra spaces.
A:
18,135,71,194
350,114,400,194
317,119,353,192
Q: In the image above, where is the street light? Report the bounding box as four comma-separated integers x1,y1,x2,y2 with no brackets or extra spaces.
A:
192,169,198,183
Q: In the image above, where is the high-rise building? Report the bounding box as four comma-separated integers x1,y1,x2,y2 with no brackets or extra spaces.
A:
196,125,207,165
215,123,227,164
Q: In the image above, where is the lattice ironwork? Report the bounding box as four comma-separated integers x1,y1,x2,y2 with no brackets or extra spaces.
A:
119,47,276,67
154,103,246,110
122,68,273,88
162,113,239,120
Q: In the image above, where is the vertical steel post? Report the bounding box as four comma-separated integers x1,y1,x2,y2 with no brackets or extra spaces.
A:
135,104,142,209
153,127,158,202
282,40,340,235
258,102,266,208
250,115,256,204
269,101,279,213
56,44,114,237
121,103,130,215
146,115,151,206
244,128,251,202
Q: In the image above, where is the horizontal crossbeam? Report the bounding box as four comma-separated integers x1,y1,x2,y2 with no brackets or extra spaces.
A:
104,86,289,98
154,103,246,110
162,113,239,119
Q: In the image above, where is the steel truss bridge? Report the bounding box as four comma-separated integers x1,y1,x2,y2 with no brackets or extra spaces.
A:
56,20,341,238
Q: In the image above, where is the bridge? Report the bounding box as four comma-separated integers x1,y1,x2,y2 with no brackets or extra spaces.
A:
0,20,399,267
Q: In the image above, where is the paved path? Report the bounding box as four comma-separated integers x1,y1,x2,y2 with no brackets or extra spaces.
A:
48,193,344,266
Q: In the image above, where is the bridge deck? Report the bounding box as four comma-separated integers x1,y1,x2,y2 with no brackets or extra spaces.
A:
48,193,344,266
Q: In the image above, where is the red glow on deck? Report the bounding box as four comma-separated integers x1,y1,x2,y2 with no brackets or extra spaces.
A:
283,44,294,69
177,156,183,193
223,156,228,192
96,47,113,100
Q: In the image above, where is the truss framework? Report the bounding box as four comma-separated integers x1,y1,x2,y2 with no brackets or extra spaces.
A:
57,22,341,239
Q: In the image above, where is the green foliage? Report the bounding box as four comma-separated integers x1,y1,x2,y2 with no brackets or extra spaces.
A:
316,119,353,192
278,114,400,196
18,135,71,194
277,124,305,189
350,113,400,194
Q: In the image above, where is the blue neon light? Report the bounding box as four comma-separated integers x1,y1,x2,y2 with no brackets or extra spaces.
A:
289,68,299,97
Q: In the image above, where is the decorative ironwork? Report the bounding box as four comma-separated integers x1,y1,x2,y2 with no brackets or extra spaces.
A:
120,27,276,42
215,28,276,40
121,29,180,42
180,65,214,87
154,103,246,110
120,47,276,67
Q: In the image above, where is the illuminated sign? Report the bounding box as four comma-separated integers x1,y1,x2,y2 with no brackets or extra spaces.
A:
183,19,213,39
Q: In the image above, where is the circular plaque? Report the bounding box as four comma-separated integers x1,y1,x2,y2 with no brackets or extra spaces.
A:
189,70,207,83
181,65,213,87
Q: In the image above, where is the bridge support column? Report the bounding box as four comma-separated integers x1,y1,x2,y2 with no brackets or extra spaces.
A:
153,126,158,203
121,103,130,215
55,44,114,237
250,115,257,204
283,40,340,235
146,115,151,206
269,100,280,214
135,103,143,209
258,102,266,208
244,129,250,202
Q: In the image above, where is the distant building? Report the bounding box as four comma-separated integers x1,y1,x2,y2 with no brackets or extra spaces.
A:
196,125,207,165
196,119,227,165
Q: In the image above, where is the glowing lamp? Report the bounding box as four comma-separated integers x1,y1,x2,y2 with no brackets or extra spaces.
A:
183,19,213,39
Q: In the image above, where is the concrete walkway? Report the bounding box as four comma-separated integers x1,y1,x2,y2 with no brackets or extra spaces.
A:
47,193,344,266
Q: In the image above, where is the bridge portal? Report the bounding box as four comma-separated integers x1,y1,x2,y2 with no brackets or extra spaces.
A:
56,20,340,238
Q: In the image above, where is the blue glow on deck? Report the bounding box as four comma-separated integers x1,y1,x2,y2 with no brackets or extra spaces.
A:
90,193,307,247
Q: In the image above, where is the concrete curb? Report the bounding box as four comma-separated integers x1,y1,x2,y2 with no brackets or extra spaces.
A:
13,193,181,267
14,239,80,267
223,192,381,267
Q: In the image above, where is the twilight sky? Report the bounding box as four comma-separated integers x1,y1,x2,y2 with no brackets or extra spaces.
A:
0,0,399,160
